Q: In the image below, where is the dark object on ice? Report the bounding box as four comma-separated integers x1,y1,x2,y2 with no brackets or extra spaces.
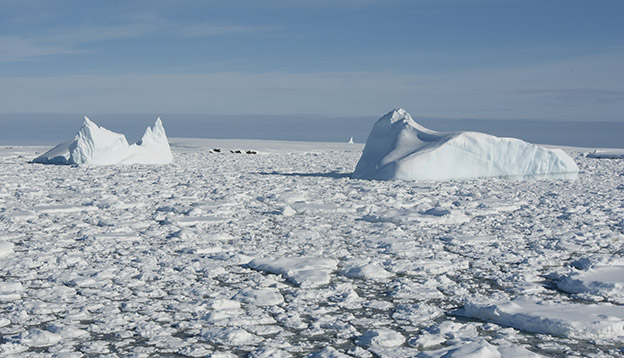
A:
234,150,242,154
246,150,257,154
213,148,221,153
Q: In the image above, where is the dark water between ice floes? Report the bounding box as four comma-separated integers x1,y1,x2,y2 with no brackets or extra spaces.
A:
0,113,623,148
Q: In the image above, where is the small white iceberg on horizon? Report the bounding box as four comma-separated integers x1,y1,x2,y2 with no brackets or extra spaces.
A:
33,117,173,165
352,108,579,181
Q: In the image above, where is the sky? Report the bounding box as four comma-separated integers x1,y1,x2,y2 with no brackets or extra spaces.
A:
0,0,623,121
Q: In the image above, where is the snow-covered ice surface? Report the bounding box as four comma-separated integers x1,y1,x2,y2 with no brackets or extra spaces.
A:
353,109,579,181
586,149,624,159
32,117,173,165
0,138,623,356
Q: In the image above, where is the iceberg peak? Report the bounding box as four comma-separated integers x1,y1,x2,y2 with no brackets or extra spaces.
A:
376,108,440,137
83,116,95,127
138,117,169,146
381,108,413,125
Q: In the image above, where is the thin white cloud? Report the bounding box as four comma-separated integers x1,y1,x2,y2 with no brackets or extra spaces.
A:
0,35,80,61
44,22,153,44
177,22,266,37
511,89,624,104
1,14,268,61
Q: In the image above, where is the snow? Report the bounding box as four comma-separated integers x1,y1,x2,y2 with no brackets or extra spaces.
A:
353,108,579,181
557,261,624,303
419,340,543,358
32,116,173,165
0,282,23,302
0,138,623,356
246,257,338,288
343,263,395,280
234,288,284,306
356,328,405,347
0,241,14,258
458,297,624,340
12,328,62,348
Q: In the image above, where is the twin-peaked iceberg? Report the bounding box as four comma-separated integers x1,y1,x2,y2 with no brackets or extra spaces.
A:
353,109,578,181
33,117,173,165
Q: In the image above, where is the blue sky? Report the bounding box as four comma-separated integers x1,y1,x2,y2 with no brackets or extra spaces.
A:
1,0,623,120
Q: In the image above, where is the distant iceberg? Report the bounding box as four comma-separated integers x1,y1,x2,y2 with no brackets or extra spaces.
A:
353,109,578,181
33,117,173,165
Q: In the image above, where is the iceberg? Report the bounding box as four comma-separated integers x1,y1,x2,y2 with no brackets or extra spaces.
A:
352,109,578,181
33,117,173,165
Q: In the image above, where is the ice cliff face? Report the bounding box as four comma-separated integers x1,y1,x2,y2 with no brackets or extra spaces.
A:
352,109,579,181
33,117,173,165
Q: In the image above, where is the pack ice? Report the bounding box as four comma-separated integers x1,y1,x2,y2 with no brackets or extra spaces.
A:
353,108,579,181
32,117,173,165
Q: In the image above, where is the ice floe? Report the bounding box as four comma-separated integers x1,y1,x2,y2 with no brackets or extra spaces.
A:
353,108,579,181
0,241,14,258
458,297,624,340
355,328,405,347
343,263,394,280
32,116,173,165
0,281,23,302
234,288,284,306
246,257,338,288
558,263,624,304
419,339,543,358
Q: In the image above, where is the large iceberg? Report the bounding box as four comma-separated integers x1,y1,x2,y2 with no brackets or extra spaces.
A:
33,117,173,165
352,109,578,181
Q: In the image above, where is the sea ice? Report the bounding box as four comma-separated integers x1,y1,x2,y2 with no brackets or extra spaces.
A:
32,116,173,165
201,327,262,346
235,288,284,306
557,265,624,304
1,138,622,356
248,347,293,358
353,109,579,181
246,257,338,288
363,207,470,225
458,297,624,340
343,263,394,280
0,281,23,302
418,339,543,358
309,347,350,358
355,328,405,347
0,241,14,258
13,328,62,348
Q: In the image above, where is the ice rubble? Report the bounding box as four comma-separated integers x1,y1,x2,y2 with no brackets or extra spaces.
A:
33,117,173,165
352,108,579,181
